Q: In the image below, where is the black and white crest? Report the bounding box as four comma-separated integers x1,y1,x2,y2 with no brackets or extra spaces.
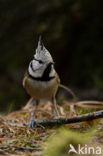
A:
35,36,53,64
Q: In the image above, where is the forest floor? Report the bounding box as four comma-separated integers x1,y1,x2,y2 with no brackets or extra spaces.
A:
0,101,103,156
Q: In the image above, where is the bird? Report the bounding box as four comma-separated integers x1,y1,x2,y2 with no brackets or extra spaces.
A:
23,36,61,128
23,36,76,128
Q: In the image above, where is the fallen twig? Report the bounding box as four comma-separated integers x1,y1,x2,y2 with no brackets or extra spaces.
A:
3,110,103,127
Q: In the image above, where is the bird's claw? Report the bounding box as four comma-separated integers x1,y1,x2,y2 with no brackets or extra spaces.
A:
28,119,35,128
28,119,40,128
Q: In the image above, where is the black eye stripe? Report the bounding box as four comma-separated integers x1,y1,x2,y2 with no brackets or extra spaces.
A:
34,58,43,64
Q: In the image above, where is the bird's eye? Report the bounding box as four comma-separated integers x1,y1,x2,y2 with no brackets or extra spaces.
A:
39,60,43,64
34,58,43,64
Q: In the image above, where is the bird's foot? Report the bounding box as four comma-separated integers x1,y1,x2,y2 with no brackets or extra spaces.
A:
28,119,35,128
28,119,40,128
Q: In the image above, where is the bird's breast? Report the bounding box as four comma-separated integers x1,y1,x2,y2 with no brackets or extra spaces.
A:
23,76,59,100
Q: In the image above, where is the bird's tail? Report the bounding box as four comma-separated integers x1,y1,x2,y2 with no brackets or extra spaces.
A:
59,84,77,100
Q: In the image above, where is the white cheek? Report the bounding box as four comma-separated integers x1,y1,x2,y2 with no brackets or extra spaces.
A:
28,65,34,76
32,60,41,69
28,60,45,78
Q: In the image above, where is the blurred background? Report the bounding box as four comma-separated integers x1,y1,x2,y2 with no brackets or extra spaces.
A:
0,0,103,112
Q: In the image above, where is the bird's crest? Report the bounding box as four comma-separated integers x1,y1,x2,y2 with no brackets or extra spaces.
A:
34,36,53,63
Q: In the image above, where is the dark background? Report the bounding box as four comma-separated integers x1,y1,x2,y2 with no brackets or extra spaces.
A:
0,0,103,112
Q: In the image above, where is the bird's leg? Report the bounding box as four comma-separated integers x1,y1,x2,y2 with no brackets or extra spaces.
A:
52,97,60,119
29,100,39,128
23,97,35,109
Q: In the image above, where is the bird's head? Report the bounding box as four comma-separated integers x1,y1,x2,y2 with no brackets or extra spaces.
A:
28,36,55,78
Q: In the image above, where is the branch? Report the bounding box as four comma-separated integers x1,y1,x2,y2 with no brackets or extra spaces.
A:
4,110,103,127
32,110,103,127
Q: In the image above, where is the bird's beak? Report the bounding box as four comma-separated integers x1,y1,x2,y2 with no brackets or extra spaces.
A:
51,61,54,65
49,62,54,67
